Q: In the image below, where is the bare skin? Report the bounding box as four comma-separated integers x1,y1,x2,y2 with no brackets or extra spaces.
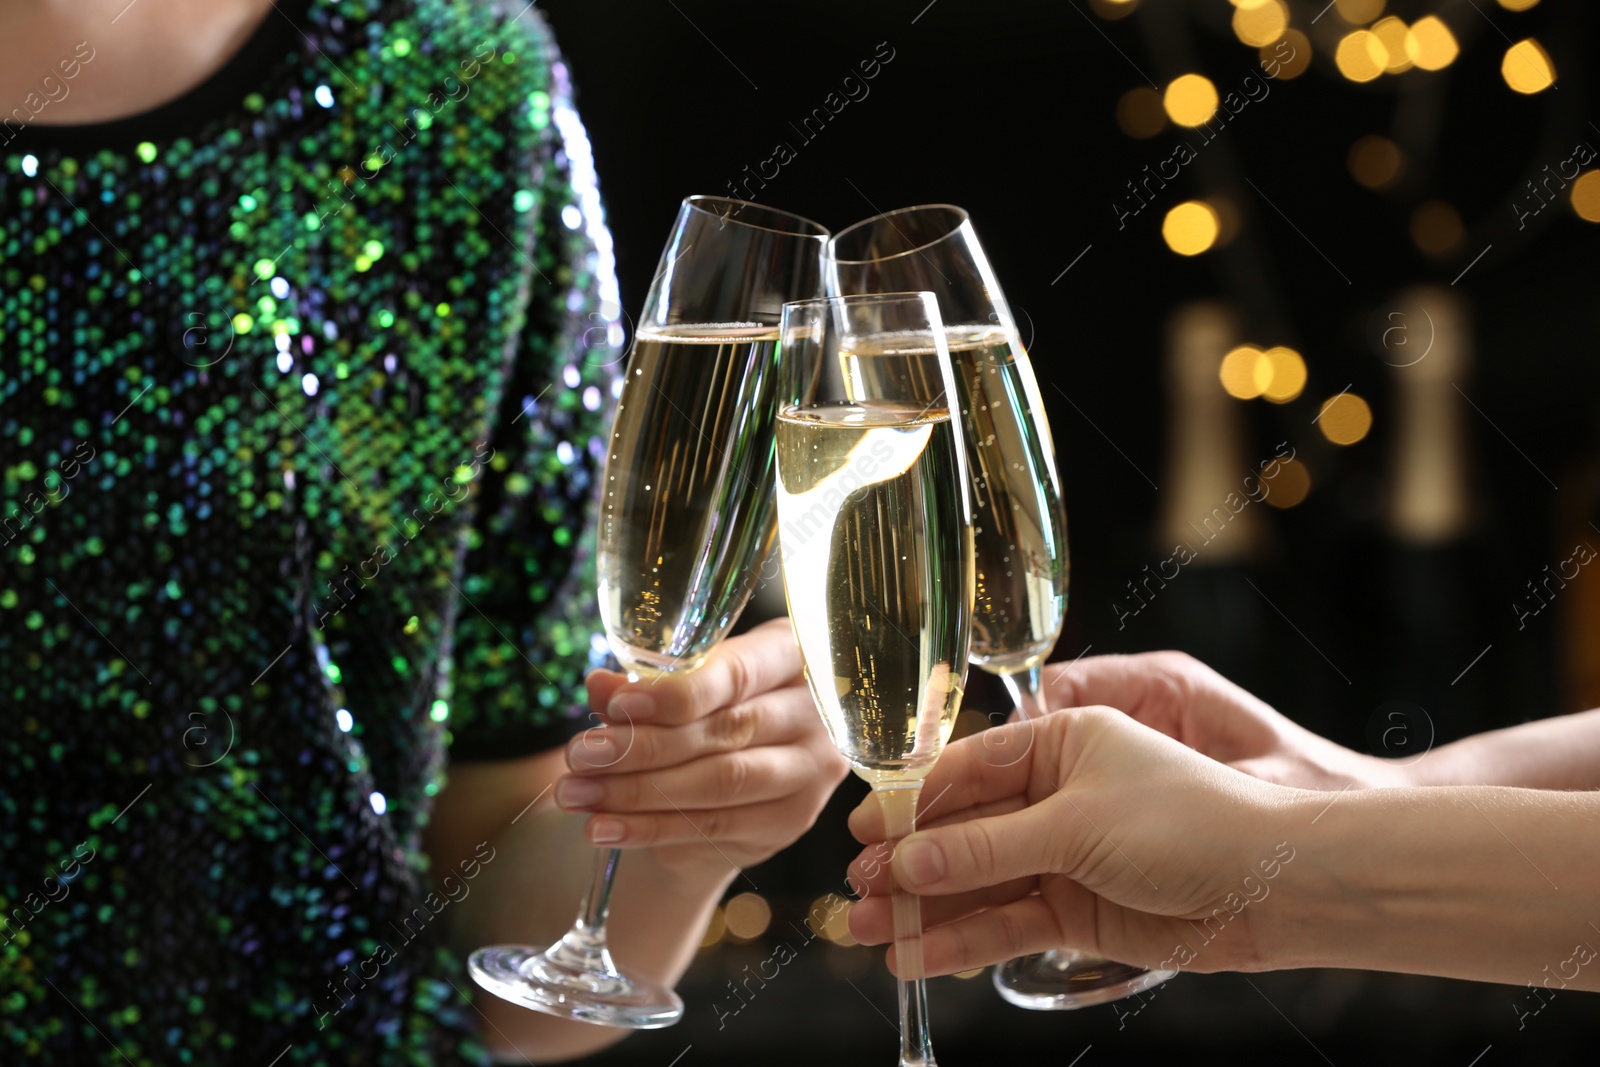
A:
0,1,280,126
846,653,1600,996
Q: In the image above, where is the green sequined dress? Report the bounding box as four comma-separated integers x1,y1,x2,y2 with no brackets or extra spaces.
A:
0,1,620,1062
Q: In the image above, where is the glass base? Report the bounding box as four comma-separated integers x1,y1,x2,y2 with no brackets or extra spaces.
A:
468,944,684,1029
992,951,1177,1010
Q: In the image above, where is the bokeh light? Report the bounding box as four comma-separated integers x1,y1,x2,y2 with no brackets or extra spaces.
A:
1335,0,1384,23
1318,393,1374,445
1116,87,1166,139
1371,17,1413,74
700,906,727,948
1261,30,1311,80
1349,135,1404,189
1497,0,1539,10
1572,171,1600,223
1089,0,1139,18
1411,201,1464,257
1164,74,1219,127
1232,0,1288,48
724,892,772,941
1262,346,1306,403
1162,201,1220,256
1219,345,1271,399
1264,458,1311,509
1404,17,1459,71
1335,31,1387,83
809,894,857,945
1502,39,1556,94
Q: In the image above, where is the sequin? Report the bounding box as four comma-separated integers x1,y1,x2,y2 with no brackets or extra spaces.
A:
0,1,619,1062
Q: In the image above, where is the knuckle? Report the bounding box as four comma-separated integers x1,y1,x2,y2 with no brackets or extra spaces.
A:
719,647,754,708
994,907,1028,957
708,702,758,751
714,752,751,802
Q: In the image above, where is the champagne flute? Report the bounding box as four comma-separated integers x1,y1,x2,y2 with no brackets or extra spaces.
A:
775,292,975,1066
829,206,1176,1009
469,196,828,1028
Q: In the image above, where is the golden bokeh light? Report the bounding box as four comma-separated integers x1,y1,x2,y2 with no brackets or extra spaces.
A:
1335,0,1384,23
1162,201,1220,256
1410,201,1464,257
1261,29,1311,80
1502,39,1556,94
1371,17,1413,73
1264,458,1311,509
724,892,772,941
1164,74,1220,127
1348,135,1404,189
1232,0,1288,48
808,895,856,945
1116,87,1166,139
1571,171,1600,223
1089,0,1139,18
1262,346,1306,403
1219,345,1271,399
1335,31,1387,83
1405,16,1459,71
700,906,727,948
1317,393,1374,445
1497,0,1539,10
953,968,986,979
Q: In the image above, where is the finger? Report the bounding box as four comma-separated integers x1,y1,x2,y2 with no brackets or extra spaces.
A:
1046,653,1186,735
846,796,1030,901
885,895,1068,978
555,744,823,814
567,685,814,775
848,877,1037,946
889,796,1081,896
847,723,1037,843
603,618,801,728
581,794,810,849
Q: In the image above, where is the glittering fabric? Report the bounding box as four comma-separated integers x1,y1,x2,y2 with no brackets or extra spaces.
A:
0,0,620,1062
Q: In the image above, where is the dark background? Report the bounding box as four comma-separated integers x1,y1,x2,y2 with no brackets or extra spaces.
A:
539,1,1600,1063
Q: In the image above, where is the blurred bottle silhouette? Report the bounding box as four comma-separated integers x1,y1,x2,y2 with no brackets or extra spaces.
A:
1148,303,1267,686
1380,286,1485,742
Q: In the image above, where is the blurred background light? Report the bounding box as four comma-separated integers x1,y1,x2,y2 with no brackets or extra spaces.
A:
1261,346,1306,403
1318,393,1374,445
1502,39,1556,94
1410,200,1465,257
1336,31,1387,83
1162,201,1220,256
1348,135,1405,189
1163,74,1219,127
1116,86,1167,139
1404,16,1459,71
724,893,772,942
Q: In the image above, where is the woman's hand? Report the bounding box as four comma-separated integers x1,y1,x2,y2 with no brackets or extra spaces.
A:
847,706,1297,978
556,617,849,880
1045,651,1409,789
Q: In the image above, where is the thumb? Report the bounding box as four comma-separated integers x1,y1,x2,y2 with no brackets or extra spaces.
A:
889,801,1069,896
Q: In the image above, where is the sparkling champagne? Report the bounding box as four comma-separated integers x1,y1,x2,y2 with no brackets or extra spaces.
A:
597,324,781,675
775,399,974,784
839,326,1067,673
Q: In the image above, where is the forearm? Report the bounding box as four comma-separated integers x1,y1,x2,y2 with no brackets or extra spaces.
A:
1407,709,1600,789
1264,785,1600,991
450,805,730,1062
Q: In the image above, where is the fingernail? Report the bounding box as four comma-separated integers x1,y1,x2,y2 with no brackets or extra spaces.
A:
590,817,626,844
556,778,604,810
897,838,945,888
607,691,654,724
569,732,614,769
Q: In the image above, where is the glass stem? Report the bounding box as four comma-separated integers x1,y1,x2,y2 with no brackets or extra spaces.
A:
877,783,936,1067
544,847,623,976
1000,662,1048,723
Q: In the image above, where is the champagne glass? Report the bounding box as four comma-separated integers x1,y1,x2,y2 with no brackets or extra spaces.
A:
469,196,828,1028
775,292,975,1066
829,206,1176,1009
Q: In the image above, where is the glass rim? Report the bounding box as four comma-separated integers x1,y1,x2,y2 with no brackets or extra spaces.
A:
683,195,830,239
781,291,938,312
826,204,970,264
